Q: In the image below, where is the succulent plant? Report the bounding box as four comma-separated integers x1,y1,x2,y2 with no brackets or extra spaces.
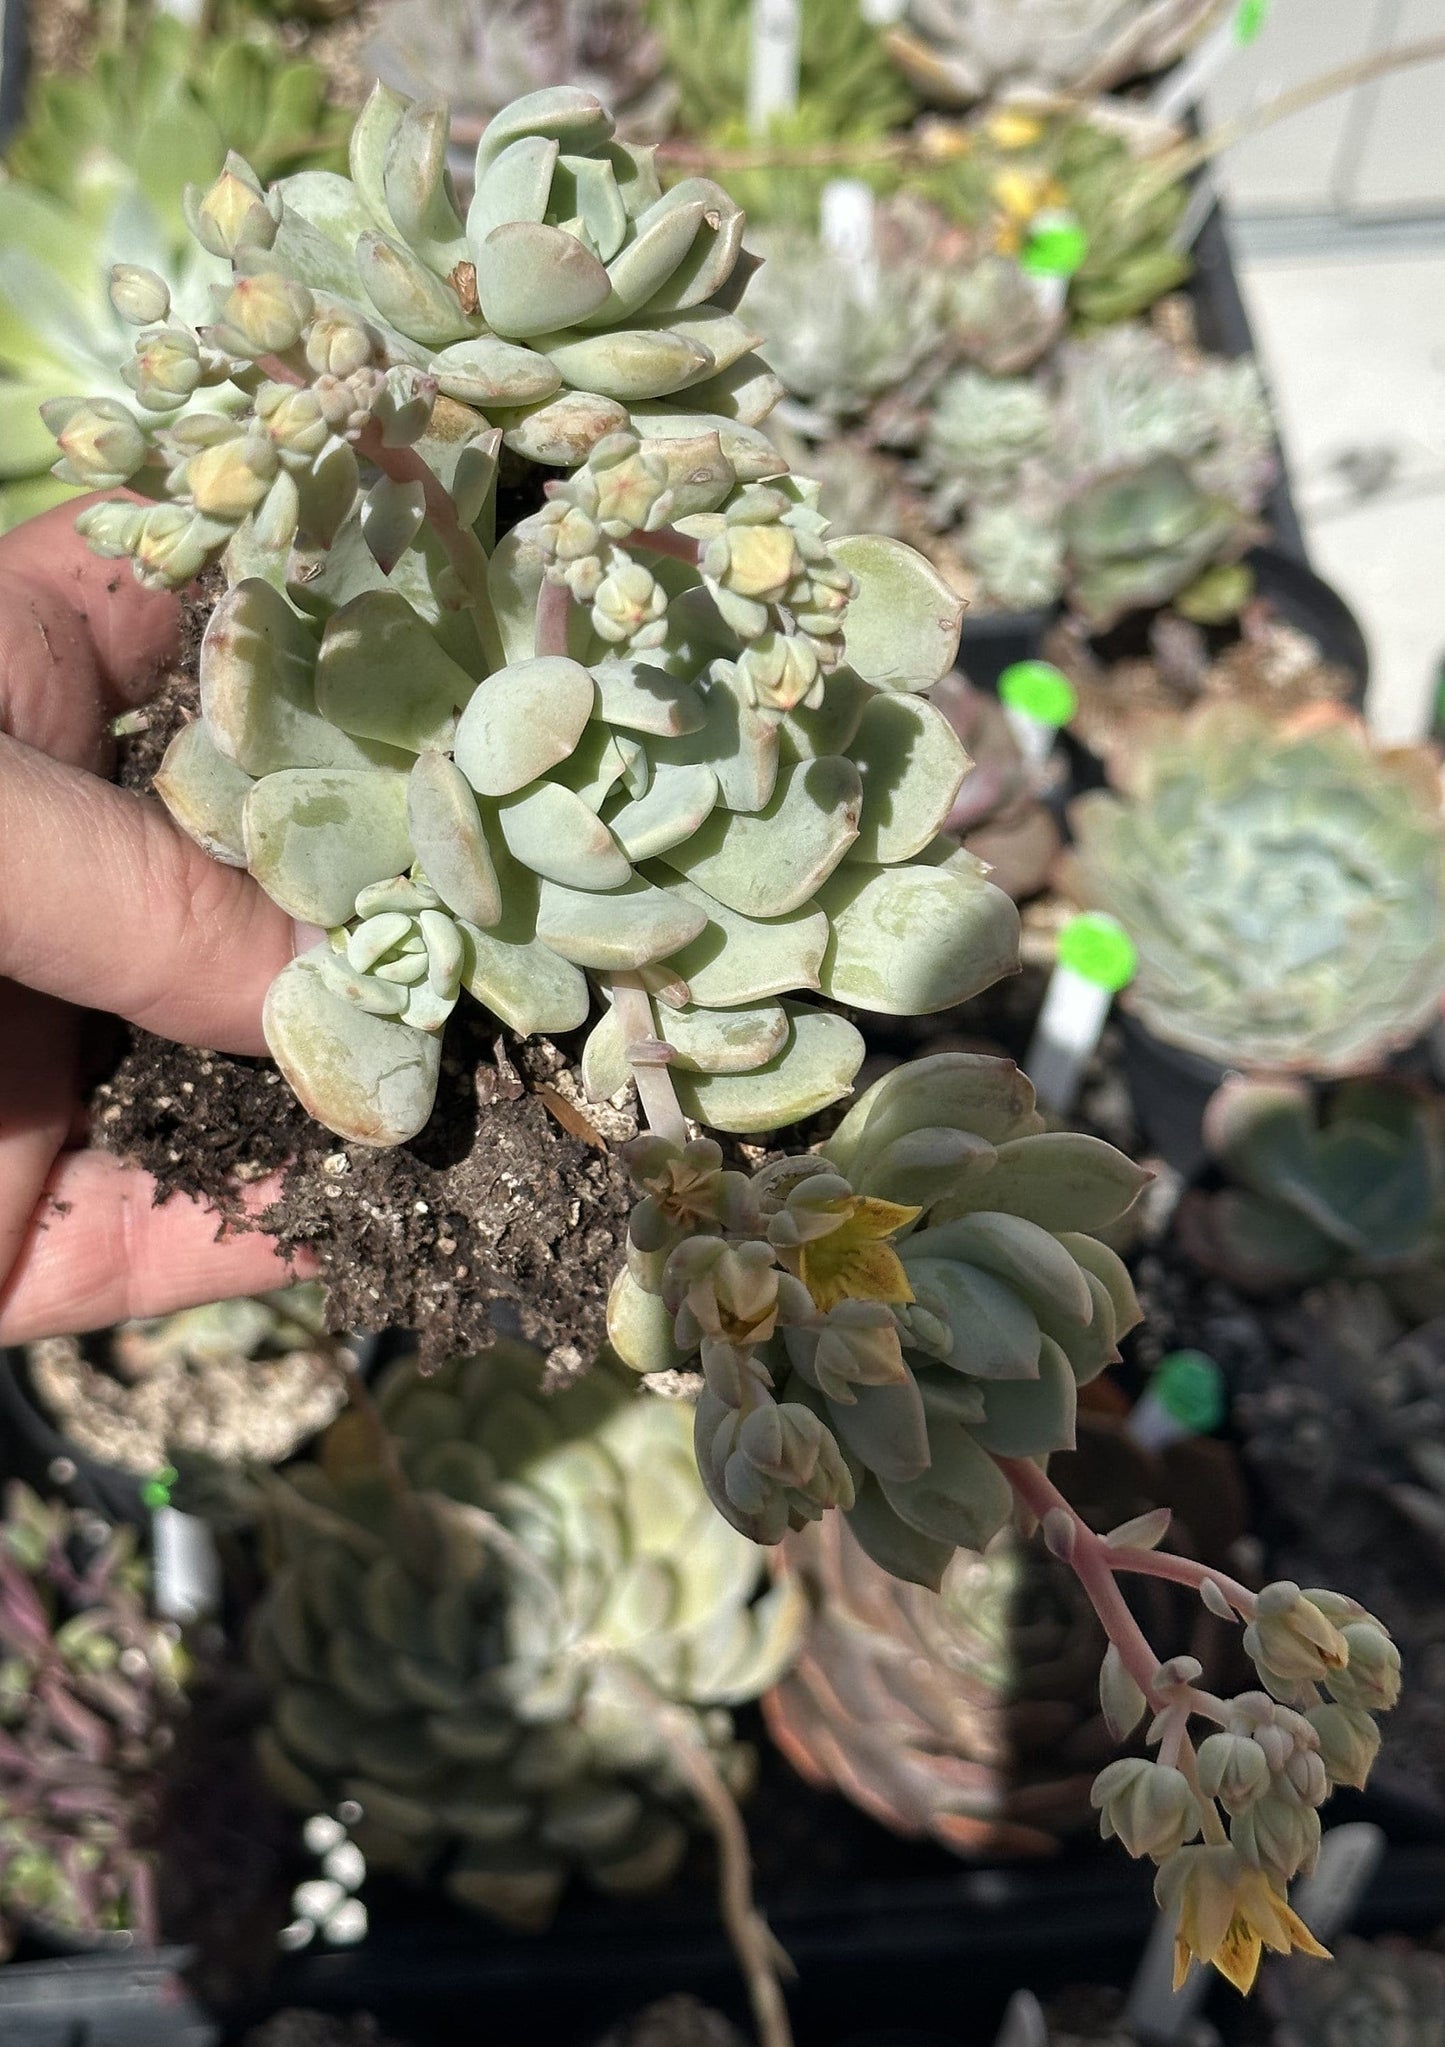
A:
918,326,1274,626
884,0,1226,108
366,0,677,167
0,15,348,531
741,225,954,433
47,83,1020,1148
764,1413,1243,1857
1070,706,1445,1075
1269,1937,1445,2047
608,1051,1151,1590
0,1482,184,1955
26,1284,351,1476
1180,1077,1445,1308
250,1342,801,1927
654,0,907,137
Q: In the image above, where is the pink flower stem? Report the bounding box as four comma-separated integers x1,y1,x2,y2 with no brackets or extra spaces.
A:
994,1455,1162,1702
355,421,506,672
534,575,574,658
1106,1545,1258,1619
628,525,704,565
612,974,687,1148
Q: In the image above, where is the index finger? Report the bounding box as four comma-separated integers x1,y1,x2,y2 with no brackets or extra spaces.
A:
0,495,182,771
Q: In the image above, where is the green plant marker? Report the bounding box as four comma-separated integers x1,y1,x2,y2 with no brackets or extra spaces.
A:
1234,0,1269,44
1026,914,1137,1115
1127,1350,1224,1453
999,660,1077,729
998,661,1077,776
1020,214,1089,280
1154,1350,1225,1434
140,1464,178,1510
1055,912,1137,994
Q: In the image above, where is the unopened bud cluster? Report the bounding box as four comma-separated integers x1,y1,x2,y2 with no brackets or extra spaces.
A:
41,154,438,591
525,438,857,696
1089,1576,1399,1992
617,1137,917,1544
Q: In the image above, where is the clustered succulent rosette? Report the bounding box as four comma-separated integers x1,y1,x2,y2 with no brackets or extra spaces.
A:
884,0,1226,108
1180,1076,1445,1308
608,1051,1153,1590
251,1342,801,1927
918,324,1274,624
1268,1936,1445,2047
44,82,1019,1150
1071,705,1445,1076
0,1483,184,1954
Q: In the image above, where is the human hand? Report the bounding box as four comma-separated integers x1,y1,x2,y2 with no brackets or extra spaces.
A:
0,500,315,1343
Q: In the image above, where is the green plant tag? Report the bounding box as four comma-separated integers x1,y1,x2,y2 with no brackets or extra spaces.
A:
1055,912,1137,993
1020,214,1089,279
1234,0,1269,43
998,660,1076,728
141,1464,179,1510
1152,1350,1225,1435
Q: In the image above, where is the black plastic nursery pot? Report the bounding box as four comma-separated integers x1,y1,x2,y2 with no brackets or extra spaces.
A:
0,1347,149,1526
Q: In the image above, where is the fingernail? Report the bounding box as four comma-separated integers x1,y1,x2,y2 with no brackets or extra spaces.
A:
292,921,328,957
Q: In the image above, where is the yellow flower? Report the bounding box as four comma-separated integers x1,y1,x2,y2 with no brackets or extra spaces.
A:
791,1197,919,1313
986,109,1045,150
1160,1850,1329,1996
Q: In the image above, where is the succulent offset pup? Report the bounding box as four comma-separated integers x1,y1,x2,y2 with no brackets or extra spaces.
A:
47,81,1017,1150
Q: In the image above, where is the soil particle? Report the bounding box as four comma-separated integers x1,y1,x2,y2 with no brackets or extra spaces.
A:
95,578,637,1370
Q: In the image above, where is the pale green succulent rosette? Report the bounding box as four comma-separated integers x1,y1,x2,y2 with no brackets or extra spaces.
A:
251,1342,802,1927
609,1052,1150,1590
46,82,1022,1151
1071,706,1445,1076
884,0,1225,107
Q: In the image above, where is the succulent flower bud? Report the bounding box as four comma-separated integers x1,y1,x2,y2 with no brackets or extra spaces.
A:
593,552,668,647
626,1135,728,1241
133,505,219,590
588,431,673,535
784,1300,908,1403
42,397,147,489
1244,1583,1350,1687
1196,1731,1272,1814
1228,1784,1321,1882
186,434,278,520
665,1239,781,1353
1091,1757,1201,1861
109,264,171,327
257,384,330,462
305,309,376,379
1307,1702,1381,1790
1326,1619,1402,1713
217,274,315,357
124,328,203,412
734,633,823,715
185,154,280,260
76,498,148,558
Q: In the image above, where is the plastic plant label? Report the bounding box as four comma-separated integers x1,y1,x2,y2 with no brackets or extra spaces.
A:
821,180,880,303
1127,1349,1225,1452
1025,914,1137,1117
998,660,1077,772
992,1991,1049,2047
748,0,801,135
152,1505,223,1623
1020,212,1089,280
1291,1823,1385,1945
